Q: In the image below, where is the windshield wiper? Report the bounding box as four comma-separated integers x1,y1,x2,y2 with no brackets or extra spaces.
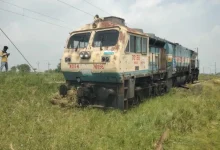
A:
75,37,84,51
100,36,104,50
75,42,80,51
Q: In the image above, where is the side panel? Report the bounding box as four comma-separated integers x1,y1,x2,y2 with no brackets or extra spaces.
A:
160,48,166,70
119,34,150,75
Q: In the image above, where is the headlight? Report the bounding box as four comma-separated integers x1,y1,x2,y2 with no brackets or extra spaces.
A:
84,51,91,59
80,54,84,58
79,51,91,59
79,52,85,58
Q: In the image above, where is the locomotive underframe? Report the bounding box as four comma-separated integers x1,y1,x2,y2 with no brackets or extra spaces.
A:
59,67,199,110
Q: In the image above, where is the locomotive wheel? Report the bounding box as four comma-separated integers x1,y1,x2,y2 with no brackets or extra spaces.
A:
77,97,90,107
132,95,140,106
191,77,194,84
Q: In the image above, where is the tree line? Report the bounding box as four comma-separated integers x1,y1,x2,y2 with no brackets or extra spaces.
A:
10,63,61,73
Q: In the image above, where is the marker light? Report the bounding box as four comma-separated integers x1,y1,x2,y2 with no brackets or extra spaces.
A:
106,57,110,62
102,57,106,62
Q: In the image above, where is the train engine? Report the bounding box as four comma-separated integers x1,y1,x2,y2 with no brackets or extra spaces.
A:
59,15,199,110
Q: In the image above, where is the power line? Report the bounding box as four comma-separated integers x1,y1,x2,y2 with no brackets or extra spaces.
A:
0,28,35,71
0,0,65,23
0,7,72,30
57,0,93,17
83,0,111,16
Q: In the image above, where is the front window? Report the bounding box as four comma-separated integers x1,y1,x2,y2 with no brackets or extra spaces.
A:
93,30,119,47
67,32,91,49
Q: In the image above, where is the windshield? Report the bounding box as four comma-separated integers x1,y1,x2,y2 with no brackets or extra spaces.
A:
67,32,91,49
93,30,119,47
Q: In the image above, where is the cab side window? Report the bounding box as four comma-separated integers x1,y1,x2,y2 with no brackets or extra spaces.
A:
126,35,147,54
142,38,147,53
136,37,142,53
130,35,135,52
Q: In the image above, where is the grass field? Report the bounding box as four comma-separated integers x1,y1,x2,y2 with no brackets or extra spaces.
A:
0,73,220,150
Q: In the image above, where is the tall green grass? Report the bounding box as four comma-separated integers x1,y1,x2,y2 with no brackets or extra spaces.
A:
0,72,219,150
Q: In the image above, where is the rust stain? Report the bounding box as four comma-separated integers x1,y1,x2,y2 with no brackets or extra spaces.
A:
114,55,117,60
126,27,146,36
99,21,115,28
118,32,125,42
114,44,120,50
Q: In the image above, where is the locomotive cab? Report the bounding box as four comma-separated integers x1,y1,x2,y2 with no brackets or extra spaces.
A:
61,16,128,82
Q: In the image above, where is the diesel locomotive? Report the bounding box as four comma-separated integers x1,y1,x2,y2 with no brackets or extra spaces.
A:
59,15,199,110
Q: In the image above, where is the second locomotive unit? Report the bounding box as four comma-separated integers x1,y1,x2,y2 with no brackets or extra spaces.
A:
59,15,199,110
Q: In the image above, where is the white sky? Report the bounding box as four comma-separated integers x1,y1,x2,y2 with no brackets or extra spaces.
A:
0,0,220,73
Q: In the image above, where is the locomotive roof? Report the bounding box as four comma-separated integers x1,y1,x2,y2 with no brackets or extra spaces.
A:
147,33,197,54
69,15,198,55
70,16,147,36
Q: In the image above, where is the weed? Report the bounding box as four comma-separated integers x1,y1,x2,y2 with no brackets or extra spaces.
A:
0,73,219,149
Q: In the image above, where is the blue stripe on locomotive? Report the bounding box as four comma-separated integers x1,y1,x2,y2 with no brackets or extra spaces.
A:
164,41,194,71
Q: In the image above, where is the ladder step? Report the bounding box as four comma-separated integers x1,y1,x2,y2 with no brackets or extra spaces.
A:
124,98,128,101
124,87,128,90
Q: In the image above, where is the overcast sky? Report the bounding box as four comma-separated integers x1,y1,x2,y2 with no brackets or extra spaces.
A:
0,0,220,73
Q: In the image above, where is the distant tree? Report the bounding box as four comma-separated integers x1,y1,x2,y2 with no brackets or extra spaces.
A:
17,64,31,73
55,62,61,72
45,69,56,73
10,66,17,72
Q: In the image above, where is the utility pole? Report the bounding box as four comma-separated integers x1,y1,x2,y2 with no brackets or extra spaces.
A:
48,62,51,70
37,61,40,71
203,66,204,74
215,62,216,75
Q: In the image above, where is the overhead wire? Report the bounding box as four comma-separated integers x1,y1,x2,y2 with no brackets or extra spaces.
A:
57,0,94,17
83,0,112,16
0,8,72,30
0,28,36,71
0,0,65,23
83,0,129,25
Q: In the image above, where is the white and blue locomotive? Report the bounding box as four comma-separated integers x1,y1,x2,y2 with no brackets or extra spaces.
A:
59,16,199,110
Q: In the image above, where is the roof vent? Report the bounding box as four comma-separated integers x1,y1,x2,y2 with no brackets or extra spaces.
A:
103,16,125,25
146,33,156,37
132,28,144,33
